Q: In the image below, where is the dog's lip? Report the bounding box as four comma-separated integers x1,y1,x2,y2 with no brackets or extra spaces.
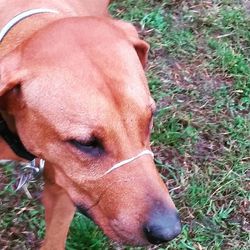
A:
75,203,148,245
109,219,148,246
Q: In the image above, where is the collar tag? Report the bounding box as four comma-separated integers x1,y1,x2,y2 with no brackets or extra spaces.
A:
15,159,45,196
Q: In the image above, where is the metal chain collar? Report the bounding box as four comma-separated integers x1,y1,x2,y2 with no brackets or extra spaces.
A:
15,159,45,198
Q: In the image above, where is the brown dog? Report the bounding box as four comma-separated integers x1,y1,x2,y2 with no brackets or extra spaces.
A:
0,0,181,249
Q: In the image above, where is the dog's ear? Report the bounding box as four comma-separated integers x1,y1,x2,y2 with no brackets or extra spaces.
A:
0,51,25,97
131,38,149,69
113,20,149,69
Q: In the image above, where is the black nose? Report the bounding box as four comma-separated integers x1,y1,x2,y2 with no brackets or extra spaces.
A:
143,209,182,244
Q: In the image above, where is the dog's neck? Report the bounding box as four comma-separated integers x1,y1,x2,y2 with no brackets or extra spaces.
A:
0,9,59,43
0,9,59,57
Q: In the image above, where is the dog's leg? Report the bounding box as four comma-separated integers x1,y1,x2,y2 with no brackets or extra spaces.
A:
41,171,75,250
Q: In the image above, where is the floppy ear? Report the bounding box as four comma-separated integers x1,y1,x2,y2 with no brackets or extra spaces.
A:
131,38,149,69
0,51,24,97
113,20,149,69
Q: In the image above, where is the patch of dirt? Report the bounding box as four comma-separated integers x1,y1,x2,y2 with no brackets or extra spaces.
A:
193,135,224,163
243,0,250,15
230,199,250,233
0,167,9,191
153,145,186,167
168,61,233,93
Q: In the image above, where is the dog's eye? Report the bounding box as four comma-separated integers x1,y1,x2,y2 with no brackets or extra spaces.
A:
69,137,104,157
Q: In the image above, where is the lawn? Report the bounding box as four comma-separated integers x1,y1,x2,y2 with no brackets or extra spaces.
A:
0,0,249,249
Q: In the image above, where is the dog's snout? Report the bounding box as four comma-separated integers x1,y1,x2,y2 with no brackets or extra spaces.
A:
143,208,182,244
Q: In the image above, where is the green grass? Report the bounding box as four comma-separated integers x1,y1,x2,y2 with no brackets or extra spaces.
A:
66,214,108,250
0,163,45,249
1,1,250,249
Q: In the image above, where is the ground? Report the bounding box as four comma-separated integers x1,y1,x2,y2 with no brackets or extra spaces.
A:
0,0,249,249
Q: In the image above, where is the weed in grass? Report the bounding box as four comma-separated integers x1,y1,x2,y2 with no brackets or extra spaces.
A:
208,39,250,76
141,8,169,32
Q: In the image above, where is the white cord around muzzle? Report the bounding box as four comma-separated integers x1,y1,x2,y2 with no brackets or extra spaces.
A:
102,149,154,176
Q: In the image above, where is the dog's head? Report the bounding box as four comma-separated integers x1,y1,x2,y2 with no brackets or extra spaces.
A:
0,17,181,245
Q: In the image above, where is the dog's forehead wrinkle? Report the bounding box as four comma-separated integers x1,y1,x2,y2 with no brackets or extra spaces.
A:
22,19,147,89
23,17,132,64
23,63,150,139
21,22,151,116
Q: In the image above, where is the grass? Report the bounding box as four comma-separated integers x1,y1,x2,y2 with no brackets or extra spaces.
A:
0,0,249,249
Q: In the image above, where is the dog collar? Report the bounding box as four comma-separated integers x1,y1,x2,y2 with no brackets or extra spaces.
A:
0,116,36,161
15,159,45,192
0,8,59,42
